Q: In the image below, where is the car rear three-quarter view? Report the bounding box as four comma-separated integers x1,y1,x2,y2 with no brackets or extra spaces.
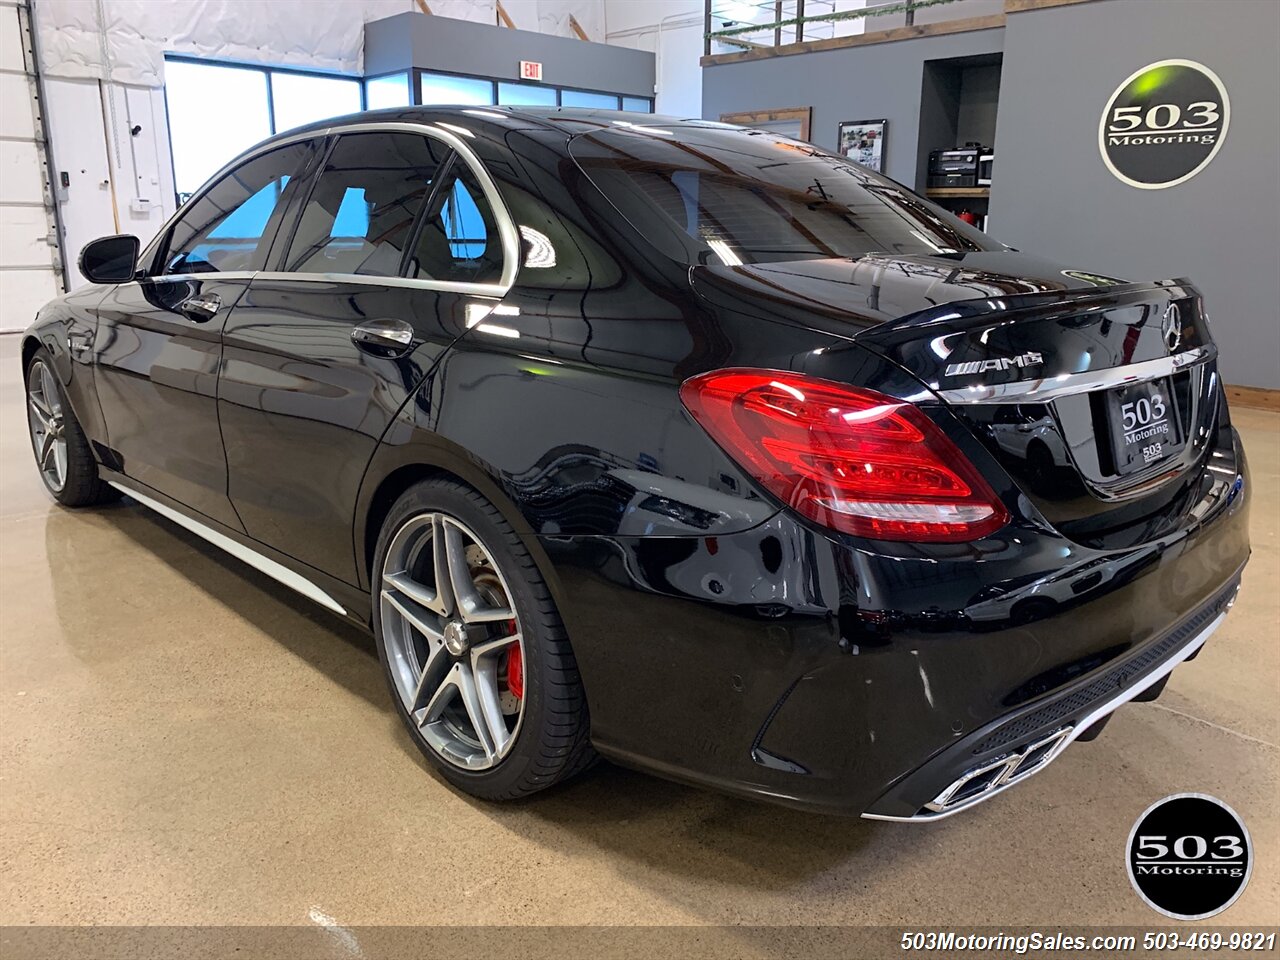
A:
21,109,1249,820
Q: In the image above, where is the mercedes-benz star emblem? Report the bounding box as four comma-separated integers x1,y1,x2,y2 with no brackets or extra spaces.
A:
1162,303,1182,354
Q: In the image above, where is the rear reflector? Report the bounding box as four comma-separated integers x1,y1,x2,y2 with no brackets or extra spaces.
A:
679,369,1009,543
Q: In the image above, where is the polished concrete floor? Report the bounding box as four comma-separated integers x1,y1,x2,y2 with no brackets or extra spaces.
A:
1,331,1276,934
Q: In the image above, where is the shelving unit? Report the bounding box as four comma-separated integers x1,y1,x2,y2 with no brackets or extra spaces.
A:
916,52,1002,231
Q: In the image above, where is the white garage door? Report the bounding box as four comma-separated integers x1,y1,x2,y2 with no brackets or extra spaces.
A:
0,0,63,333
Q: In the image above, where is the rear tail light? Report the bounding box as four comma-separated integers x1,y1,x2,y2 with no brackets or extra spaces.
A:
679,369,1009,543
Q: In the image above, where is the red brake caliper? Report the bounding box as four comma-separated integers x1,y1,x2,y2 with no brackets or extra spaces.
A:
506,620,523,700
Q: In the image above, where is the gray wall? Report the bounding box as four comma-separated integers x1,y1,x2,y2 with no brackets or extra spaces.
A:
955,63,1000,146
990,0,1280,388
703,27,1004,186
365,12,655,98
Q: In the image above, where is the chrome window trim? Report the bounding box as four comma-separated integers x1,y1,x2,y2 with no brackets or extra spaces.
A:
140,119,519,298
250,272,509,298
932,346,1213,405
863,597,1234,823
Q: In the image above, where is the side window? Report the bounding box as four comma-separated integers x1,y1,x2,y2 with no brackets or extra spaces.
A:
163,142,314,276
282,132,447,276
408,162,505,286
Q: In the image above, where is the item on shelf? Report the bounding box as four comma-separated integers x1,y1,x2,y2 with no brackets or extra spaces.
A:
837,118,888,173
978,153,994,186
957,209,979,226
927,145,984,188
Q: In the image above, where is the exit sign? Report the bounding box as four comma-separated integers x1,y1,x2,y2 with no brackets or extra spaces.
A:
519,60,543,82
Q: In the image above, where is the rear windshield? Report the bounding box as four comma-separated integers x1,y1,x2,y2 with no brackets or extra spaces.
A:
570,125,998,266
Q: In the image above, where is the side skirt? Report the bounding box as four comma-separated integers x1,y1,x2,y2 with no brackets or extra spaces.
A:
106,477,370,627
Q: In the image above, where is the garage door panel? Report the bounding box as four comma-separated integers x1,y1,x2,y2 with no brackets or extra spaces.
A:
0,268,58,332
0,72,36,140
0,140,45,203
0,6,23,73
0,204,54,266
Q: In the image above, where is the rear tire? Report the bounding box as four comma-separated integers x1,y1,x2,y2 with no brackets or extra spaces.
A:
24,348,119,507
372,478,594,800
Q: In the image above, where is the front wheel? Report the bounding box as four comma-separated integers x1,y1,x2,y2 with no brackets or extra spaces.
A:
24,348,119,507
372,478,594,800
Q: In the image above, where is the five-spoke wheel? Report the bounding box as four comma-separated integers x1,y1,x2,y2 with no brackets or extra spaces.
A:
372,479,594,800
380,512,526,769
23,349,117,507
26,358,67,494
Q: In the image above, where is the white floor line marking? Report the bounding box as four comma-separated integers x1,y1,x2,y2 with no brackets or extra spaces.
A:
1146,702,1278,750
308,905,363,956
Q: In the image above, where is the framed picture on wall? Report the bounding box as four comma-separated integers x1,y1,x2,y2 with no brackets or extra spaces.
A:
719,106,812,142
838,118,887,172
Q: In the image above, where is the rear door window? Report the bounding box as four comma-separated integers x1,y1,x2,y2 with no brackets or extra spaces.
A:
406,161,505,286
281,132,449,276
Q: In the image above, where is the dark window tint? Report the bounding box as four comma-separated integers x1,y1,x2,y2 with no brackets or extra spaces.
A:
164,142,314,275
408,162,504,285
570,128,998,266
283,133,448,276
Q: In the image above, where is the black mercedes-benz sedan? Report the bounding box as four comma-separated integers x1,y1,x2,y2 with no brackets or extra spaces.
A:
22,108,1249,820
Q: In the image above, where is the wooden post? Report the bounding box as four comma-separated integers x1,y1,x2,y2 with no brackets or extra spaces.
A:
796,0,805,43
704,0,712,56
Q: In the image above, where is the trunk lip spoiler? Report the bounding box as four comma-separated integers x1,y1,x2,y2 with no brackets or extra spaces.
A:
932,345,1213,405
854,277,1197,343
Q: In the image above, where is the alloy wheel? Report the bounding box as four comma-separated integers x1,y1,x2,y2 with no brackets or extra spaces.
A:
380,512,526,770
26,360,67,493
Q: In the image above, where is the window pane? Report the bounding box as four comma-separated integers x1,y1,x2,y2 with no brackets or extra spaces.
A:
283,133,449,276
271,72,362,132
419,72,494,106
409,163,503,285
560,89,619,109
164,142,315,275
165,60,272,198
622,97,652,113
497,82,557,107
365,72,410,109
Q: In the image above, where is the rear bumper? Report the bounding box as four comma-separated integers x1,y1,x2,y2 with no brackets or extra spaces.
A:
862,573,1241,820
537,428,1250,817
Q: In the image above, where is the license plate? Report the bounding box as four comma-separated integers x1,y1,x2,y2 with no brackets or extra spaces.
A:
1105,377,1184,475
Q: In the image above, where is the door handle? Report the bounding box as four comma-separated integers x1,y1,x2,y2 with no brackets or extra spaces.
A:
179,293,222,323
351,318,415,357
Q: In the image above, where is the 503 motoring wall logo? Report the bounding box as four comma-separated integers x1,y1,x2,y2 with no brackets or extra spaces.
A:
1127,794,1253,920
1099,59,1230,189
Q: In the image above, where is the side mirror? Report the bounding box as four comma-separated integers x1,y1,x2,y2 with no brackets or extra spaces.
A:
79,235,140,284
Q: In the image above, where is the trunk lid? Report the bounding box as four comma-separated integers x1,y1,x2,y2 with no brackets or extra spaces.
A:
690,252,1223,548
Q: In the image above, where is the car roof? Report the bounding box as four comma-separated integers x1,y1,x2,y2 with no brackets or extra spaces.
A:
272,105,736,145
